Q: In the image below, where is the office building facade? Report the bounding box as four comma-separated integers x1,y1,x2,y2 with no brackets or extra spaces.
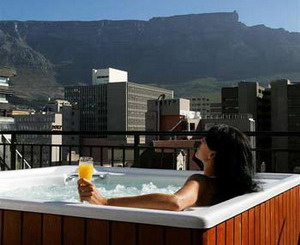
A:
222,82,265,126
188,97,211,117
270,79,300,172
14,112,62,167
65,68,174,138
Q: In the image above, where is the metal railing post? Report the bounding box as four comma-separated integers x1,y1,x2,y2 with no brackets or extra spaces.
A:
133,134,140,167
10,133,16,170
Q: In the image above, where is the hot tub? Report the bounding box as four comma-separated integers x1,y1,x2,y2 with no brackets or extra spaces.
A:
0,166,298,245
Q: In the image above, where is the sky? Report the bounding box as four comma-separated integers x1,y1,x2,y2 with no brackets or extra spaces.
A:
0,0,299,32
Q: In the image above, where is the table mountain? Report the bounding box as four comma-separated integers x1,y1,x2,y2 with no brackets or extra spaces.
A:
1,11,300,104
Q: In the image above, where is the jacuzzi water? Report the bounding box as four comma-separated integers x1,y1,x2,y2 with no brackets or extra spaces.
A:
0,173,184,202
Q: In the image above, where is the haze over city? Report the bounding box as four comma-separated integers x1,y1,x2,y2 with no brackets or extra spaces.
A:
1,0,299,32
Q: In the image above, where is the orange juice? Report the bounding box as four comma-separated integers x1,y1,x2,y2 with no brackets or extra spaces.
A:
78,163,94,180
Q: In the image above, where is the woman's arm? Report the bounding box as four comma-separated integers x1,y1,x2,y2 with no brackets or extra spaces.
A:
77,174,204,211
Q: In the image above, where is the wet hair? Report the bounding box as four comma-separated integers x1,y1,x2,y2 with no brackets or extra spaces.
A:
205,124,259,204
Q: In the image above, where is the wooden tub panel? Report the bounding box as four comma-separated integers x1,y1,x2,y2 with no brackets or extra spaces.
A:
0,185,298,245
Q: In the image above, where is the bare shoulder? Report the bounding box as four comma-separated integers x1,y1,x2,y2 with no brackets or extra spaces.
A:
187,174,211,183
187,174,217,206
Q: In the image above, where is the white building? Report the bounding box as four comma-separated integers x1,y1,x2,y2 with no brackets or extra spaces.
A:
92,68,128,85
0,68,16,170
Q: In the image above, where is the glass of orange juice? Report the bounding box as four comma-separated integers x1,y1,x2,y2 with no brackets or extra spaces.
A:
78,157,94,181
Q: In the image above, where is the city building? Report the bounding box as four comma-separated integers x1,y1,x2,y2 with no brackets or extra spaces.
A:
65,68,174,138
0,67,14,118
188,97,211,117
14,110,62,167
0,68,15,170
210,102,222,116
43,99,71,113
222,82,265,129
221,79,300,173
143,98,201,170
61,102,80,163
146,98,201,133
270,79,300,172
65,68,173,164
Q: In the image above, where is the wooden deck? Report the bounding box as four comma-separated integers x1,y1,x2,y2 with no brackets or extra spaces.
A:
0,185,299,245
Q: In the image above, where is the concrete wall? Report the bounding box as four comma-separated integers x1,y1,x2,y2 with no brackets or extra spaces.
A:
270,80,289,172
107,82,127,132
238,82,258,120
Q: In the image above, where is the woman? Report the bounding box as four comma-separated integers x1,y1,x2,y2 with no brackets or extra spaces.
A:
78,124,259,210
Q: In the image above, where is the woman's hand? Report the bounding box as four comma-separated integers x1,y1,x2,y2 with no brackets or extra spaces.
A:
77,178,107,205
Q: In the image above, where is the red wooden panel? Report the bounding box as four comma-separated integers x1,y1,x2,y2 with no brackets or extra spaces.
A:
137,224,164,245
248,208,255,245
22,212,42,245
165,227,192,245
241,211,249,245
234,215,242,245
292,188,297,245
63,216,85,245
293,187,300,244
216,222,225,245
42,214,62,245
111,221,136,245
285,190,289,245
260,202,266,245
270,198,275,245
225,218,234,245
286,191,290,245
254,205,260,245
287,189,292,245
278,194,286,244
283,192,287,245
202,227,216,245
275,195,279,245
2,210,22,245
265,201,271,245
86,219,109,245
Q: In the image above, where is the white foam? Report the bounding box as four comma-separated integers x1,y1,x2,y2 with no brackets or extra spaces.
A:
0,180,181,202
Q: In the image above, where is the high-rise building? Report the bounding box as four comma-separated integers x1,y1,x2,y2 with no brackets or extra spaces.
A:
61,102,80,163
65,68,174,139
221,79,300,172
222,82,265,129
270,79,300,172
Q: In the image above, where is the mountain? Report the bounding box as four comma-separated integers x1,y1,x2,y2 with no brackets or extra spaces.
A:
1,11,300,105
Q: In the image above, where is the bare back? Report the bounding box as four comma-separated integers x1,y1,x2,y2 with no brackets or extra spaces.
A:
179,174,217,207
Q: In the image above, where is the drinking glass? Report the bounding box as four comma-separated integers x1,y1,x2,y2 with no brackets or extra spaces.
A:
78,157,94,181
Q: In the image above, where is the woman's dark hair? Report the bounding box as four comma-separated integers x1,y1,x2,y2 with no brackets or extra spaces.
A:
205,124,259,204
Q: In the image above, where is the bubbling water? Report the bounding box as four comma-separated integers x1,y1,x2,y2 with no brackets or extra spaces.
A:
0,175,183,203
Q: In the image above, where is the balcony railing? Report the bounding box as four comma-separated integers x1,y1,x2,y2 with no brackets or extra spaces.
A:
0,130,299,173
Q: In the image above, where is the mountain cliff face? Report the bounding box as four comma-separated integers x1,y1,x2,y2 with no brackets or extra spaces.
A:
1,11,300,103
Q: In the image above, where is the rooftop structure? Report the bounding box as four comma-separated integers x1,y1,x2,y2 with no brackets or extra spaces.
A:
92,68,128,85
